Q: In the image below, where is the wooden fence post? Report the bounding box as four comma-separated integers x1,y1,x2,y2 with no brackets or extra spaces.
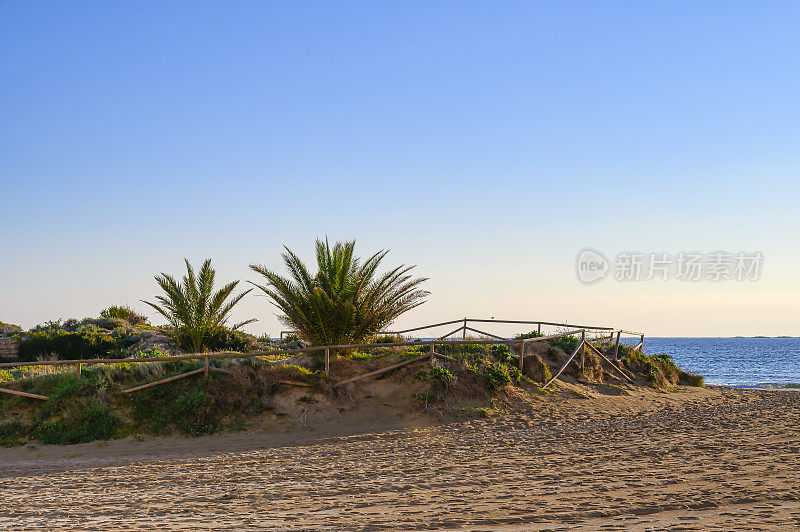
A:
203,356,209,378
537,323,541,335
324,347,330,376
640,334,645,352
580,330,585,374
614,331,621,360
518,340,524,371
429,342,434,365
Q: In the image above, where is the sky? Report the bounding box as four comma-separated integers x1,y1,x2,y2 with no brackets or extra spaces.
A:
1,1,799,337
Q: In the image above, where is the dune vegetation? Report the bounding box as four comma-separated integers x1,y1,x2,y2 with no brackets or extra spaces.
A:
0,331,702,448
0,238,702,448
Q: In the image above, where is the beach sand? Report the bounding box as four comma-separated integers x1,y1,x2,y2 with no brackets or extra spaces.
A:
2,385,799,530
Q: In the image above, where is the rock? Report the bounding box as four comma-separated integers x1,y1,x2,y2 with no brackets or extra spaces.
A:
523,355,552,383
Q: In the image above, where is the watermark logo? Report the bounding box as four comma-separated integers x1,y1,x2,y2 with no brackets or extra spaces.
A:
576,250,763,284
576,248,609,284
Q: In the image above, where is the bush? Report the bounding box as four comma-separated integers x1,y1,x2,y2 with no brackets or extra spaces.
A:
0,419,27,447
549,335,579,354
100,306,148,326
623,351,683,387
679,370,704,387
17,322,137,361
489,344,516,365
434,341,488,360
476,362,522,390
0,321,23,337
131,384,218,436
416,367,456,387
204,328,259,352
37,402,121,445
29,374,91,421
415,366,457,407
514,331,543,340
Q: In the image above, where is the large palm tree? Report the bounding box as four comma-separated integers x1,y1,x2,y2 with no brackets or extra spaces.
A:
250,239,428,347
143,259,254,352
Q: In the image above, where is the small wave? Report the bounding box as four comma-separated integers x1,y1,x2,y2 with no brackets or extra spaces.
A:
723,383,800,390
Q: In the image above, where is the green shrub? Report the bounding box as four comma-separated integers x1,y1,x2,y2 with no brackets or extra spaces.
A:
616,343,635,358
401,343,428,360
652,353,677,370
369,347,396,358
477,363,522,390
17,322,138,361
415,366,458,407
131,383,218,436
416,367,456,387
205,328,259,352
100,306,148,325
679,370,704,387
623,351,683,386
0,419,27,447
171,388,216,434
514,331,543,340
434,341,488,361
489,344,516,365
25,374,91,421
37,402,121,445
548,335,579,354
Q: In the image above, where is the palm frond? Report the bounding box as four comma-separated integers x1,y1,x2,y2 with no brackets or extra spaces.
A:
144,259,253,352
250,238,428,347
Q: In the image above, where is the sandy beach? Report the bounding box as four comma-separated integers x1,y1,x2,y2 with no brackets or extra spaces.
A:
2,385,799,530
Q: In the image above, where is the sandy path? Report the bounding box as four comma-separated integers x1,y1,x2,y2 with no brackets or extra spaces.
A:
2,387,800,530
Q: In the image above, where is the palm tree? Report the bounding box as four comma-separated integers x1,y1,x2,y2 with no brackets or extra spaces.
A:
249,239,428,347
143,259,254,352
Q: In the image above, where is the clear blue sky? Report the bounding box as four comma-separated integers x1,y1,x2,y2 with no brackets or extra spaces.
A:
2,1,799,336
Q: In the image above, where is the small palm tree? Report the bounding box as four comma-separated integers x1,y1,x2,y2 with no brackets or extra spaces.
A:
249,239,429,347
143,259,255,352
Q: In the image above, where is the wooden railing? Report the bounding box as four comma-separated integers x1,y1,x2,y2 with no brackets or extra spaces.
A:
0,318,644,401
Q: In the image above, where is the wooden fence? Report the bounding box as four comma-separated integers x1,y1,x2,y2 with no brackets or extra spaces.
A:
0,318,644,401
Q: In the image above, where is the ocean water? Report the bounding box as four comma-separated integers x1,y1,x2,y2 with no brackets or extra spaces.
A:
643,337,800,388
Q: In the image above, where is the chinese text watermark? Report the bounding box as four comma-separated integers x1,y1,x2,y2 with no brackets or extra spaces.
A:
576,249,763,284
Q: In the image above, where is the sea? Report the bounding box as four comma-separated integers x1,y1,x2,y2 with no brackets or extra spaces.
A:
643,337,800,389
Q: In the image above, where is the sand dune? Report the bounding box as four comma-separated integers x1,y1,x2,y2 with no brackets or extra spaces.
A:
2,386,799,530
